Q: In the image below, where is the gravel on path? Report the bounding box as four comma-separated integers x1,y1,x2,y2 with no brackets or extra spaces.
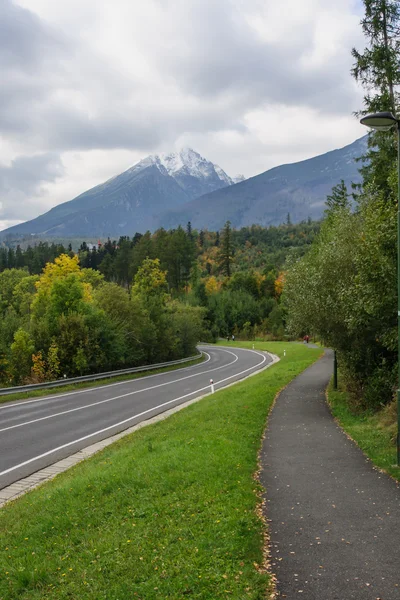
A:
260,350,400,600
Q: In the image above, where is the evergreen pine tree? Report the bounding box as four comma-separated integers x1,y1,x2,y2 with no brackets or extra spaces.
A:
325,180,350,213
351,0,400,193
218,221,233,277
15,245,24,268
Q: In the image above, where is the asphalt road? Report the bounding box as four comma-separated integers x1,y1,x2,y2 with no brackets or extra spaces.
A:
0,345,270,490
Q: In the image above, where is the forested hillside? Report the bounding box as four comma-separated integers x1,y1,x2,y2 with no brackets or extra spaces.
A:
0,221,318,386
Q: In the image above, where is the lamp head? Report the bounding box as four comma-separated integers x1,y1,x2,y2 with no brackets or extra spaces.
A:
360,111,398,131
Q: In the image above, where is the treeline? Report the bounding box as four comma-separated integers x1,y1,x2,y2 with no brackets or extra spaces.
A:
0,221,319,283
0,221,319,385
0,242,67,275
284,0,399,411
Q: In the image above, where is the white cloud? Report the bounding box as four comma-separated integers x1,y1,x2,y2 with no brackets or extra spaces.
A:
0,0,366,227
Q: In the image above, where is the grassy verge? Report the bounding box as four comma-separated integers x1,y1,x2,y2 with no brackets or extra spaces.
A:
0,355,205,405
0,342,322,600
327,377,400,481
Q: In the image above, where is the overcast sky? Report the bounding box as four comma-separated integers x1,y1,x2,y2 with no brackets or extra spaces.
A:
0,0,367,231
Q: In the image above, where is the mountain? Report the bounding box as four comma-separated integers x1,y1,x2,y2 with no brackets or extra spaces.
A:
232,174,246,184
0,137,366,240
0,148,234,239
159,136,368,231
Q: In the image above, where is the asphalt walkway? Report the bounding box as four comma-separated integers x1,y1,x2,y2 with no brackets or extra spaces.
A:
260,350,400,599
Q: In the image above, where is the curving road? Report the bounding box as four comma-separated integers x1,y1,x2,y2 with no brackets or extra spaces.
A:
0,345,271,490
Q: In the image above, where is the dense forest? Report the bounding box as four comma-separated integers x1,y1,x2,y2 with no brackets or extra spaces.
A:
284,0,400,411
0,221,318,386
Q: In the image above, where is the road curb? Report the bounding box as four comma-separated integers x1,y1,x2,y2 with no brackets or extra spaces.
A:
0,350,279,508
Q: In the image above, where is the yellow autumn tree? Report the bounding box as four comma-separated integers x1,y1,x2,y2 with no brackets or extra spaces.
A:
274,272,285,298
32,254,92,319
205,276,219,295
35,254,81,293
131,258,168,299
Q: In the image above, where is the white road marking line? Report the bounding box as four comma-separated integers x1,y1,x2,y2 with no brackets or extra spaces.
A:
0,349,267,478
0,351,213,411
0,350,238,433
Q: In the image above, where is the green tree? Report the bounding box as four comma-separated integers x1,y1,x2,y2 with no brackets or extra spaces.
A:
132,258,168,300
218,221,233,277
168,302,204,357
98,253,115,281
0,269,30,313
47,341,61,380
81,268,105,289
0,307,23,353
351,0,400,192
73,344,88,376
15,245,24,268
208,290,260,336
46,273,86,331
94,282,146,366
12,275,39,316
0,352,10,384
114,238,133,285
325,180,350,213
130,232,154,278
227,272,261,299
10,328,34,383
56,313,88,377
284,184,397,409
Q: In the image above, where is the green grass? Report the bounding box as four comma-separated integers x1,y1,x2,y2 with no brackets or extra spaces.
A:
0,356,205,405
327,378,400,480
0,342,322,600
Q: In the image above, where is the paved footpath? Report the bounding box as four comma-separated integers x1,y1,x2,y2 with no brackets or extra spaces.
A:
260,350,400,600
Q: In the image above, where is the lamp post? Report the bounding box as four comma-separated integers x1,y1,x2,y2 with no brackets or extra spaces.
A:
360,111,400,466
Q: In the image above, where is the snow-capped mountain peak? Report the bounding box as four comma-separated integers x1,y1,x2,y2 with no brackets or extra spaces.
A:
130,147,235,191
214,164,234,186
158,148,218,180
113,147,236,204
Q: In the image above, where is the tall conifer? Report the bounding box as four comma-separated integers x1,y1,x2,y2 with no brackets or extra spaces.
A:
351,0,400,193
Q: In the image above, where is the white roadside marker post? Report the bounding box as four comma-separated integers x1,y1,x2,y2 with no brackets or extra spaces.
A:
284,349,286,357
210,379,214,394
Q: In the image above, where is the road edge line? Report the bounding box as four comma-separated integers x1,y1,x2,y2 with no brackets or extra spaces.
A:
0,351,279,508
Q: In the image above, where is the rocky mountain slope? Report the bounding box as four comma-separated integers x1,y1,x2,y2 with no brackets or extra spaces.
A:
159,136,367,231
0,148,235,238
0,138,366,239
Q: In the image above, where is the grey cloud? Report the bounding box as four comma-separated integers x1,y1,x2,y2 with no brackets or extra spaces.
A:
0,0,70,140
0,0,66,69
3,91,247,153
145,0,360,115
0,0,362,162
0,153,64,220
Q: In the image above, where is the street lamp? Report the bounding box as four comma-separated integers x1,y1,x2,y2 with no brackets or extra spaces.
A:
360,111,400,466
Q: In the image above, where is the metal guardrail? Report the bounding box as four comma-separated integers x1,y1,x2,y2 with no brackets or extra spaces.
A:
0,351,203,397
